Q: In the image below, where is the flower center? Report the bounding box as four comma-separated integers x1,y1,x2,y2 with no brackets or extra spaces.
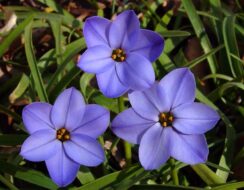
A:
56,127,70,142
159,112,174,127
111,48,126,62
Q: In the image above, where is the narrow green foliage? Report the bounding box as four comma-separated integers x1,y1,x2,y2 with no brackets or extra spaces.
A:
181,0,217,74
24,20,49,102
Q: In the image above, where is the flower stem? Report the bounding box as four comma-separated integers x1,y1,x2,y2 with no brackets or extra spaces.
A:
117,96,132,167
169,158,179,185
0,174,19,190
98,136,108,174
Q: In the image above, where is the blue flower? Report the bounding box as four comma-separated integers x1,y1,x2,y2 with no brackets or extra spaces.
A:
78,10,164,98
111,68,220,170
20,87,110,187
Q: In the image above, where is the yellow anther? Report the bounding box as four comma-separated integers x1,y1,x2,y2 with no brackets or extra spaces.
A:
116,49,122,54
111,48,126,62
112,54,117,60
120,56,125,61
61,128,66,133
168,116,173,122
64,135,70,140
56,128,70,142
159,112,174,128
57,135,62,139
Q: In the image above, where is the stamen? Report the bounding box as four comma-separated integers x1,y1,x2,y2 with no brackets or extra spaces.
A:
159,112,174,127
111,48,126,62
56,127,70,142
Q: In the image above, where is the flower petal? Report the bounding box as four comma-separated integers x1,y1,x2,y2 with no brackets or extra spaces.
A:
83,16,111,47
169,128,209,164
72,104,110,138
45,143,80,187
64,134,104,166
116,53,155,91
159,68,196,109
173,103,220,134
139,123,170,170
51,87,85,130
109,10,140,50
77,45,115,74
128,83,170,121
20,129,58,162
22,102,54,134
96,66,128,98
111,108,155,144
130,29,164,62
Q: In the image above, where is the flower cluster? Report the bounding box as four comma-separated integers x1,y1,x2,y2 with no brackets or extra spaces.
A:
20,10,220,188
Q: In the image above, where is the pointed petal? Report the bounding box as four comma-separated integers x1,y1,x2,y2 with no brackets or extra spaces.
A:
130,29,164,62
116,53,155,91
109,10,140,50
139,123,170,170
169,128,209,164
96,66,128,98
111,108,155,144
51,87,85,130
22,102,54,134
45,143,80,187
64,134,104,166
83,16,111,47
73,104,110,138
128,83,170,121
159,68,196,109
77,45,115,74
20,129,58,162
173,103,220,134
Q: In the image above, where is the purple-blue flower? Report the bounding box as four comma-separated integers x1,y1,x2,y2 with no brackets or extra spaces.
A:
111,68,220,170
20,87,110,187
77,10,164,98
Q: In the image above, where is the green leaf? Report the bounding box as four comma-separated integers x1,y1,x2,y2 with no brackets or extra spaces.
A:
77,166,95,185
155,10,173,31
184,45,224,68
73,165,149,190
24,20,49,102
158,30,191,37
223,15,243,77
80,73,95,98
191,164,224,185
0,15,34,58
92,94,119,113
129,184,203,190
202,74,233,81
206,161,233,174
0,174,19,190
181,0,217,75
46,38,86,93
0,160,58,190
49,19,63,66
36,0,80,28
50,66,81,101
9,74,29,104
208,82,244,102
211,181,244,190
196,89,236,182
